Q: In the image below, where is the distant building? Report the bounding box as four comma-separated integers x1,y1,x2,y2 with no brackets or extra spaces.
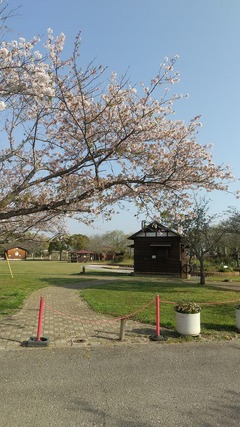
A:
4,246,28,260
70,250,95,263
128,221,187,276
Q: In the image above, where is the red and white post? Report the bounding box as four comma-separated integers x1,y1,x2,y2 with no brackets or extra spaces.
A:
150,294,166,341
37,296,44,341
26,296,48,346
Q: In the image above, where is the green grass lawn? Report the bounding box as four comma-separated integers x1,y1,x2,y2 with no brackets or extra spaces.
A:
79,274,240,340
1,260,240,341
0,260,85,316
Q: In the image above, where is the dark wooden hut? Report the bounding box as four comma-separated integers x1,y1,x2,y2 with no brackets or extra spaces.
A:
128,221,186,276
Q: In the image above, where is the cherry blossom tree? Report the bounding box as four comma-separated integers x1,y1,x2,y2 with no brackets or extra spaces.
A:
0,1,19,39
0,29,234,240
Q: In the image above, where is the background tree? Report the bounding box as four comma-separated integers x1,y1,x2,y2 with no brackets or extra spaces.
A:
87,230,130,261
218,209,240,268
181,197,224,285
68,234,89,251
100,230,130,261
0,29,234,241
86,234,105,260
24,236,49,258
48,234,70,260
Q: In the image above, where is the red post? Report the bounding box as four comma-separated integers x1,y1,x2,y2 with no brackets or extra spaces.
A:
156,295,160,337
150,294,166,341
37,297,44,341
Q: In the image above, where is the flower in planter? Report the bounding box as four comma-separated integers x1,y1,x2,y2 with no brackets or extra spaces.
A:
174,302,202,314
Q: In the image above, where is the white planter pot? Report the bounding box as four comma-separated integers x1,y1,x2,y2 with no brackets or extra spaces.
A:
235,309,240,331
176,312,201,336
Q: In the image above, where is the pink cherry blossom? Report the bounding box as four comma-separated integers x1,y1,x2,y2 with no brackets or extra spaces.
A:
0,30,236,238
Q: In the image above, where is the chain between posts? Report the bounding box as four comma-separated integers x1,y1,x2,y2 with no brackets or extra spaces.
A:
35,295,240,344
160,299,240,306
44,297,240,326
45,298,155,325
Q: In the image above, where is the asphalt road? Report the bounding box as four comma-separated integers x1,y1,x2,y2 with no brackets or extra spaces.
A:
1,340,240,427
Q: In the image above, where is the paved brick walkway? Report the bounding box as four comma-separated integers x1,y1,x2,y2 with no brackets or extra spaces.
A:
0,286,155,349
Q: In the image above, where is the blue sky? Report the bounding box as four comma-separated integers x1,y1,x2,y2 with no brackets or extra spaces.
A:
6,0,240,235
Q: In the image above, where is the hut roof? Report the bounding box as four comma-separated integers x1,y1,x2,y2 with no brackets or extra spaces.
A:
128,221,180,240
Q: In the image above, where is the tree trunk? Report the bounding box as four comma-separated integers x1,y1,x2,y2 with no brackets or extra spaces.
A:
236,252,239,268
199,257,205,285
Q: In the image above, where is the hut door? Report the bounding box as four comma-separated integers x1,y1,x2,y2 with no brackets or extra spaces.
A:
152,247,168,260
